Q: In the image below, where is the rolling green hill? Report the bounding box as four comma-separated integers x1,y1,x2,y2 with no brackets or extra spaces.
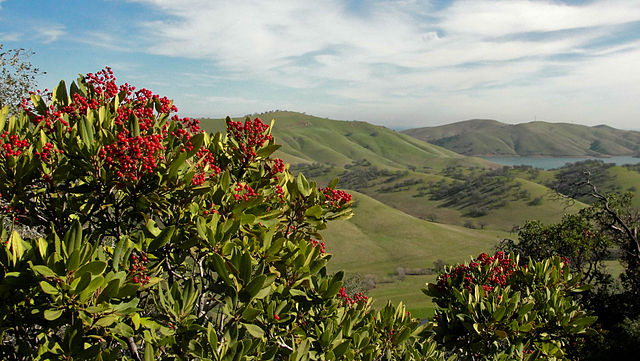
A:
402,119,640,156
200,112,586,231
201,111,490,172
197,111,601,317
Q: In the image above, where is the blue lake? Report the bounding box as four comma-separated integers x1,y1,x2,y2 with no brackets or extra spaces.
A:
481,156,640,170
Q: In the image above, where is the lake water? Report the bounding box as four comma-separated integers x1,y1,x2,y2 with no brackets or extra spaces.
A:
481,156,640,170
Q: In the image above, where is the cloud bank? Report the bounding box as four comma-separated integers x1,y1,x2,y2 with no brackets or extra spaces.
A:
122,1,640,127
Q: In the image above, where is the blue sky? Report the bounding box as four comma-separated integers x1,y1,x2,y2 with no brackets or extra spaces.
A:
1,0,640,129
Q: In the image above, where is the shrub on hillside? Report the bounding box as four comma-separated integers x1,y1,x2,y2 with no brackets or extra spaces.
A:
424,252,596,360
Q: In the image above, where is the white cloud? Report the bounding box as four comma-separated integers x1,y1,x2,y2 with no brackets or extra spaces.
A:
36,24,66,44
0,32,20,42
440,0,640,37
127,0,640,128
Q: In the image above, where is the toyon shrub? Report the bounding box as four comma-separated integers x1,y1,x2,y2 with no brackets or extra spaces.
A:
424,252,596,361
0,69,448,361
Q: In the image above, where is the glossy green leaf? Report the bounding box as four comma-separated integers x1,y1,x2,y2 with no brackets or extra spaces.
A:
32,265,57,278
39,281,58,295
242,323,264,338
148,226,175,251
76,261,107,277
44,309,63,321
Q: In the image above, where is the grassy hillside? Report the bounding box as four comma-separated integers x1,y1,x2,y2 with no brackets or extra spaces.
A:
322,192,508,276
403,119,640,157
201,112,587,231
321,192,508,318
200,111,491,172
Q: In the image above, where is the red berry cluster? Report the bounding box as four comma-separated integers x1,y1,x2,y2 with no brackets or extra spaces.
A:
129,253,150,285
34,142,62,162
338,287,368,306
20,68,210,185
436,251,518,295
99,133,165,182
233,182,257,201
0,132,29,158
309,239,326,253
268,158,285,180
227,118,273,162
274,184,285,202
202,202,219,215
85,67,121,99
319,187,352,209
192,146,221,186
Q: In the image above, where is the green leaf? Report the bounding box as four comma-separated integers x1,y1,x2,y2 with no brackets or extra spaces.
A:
129,113,140,137
220,170,230,190
242,323,265,338
517,302,535,320
392,326,412,346
32,265,57,278
39,281,59,295
494,329,508,338
96,278,120,303
54,80,69,105
70,272,91,296
94,314,119,328
76,261,107,277
240,213,256,225
241,307,262,321
36,237,48,259
148,226,175,251
112,237,127,272
111,322,134,338
66,250,81,272
168,151,187,179
211,253,232,286
332,340,350,358
187,133,205,158
493,305,507,322
44,309,63,321
242,275,266,300
80,276,104,302
30,93,48,114
296,173,311,197
519,323,533,332
0,105,7,132
144,343,154,361
304,205,322,219
9,231,24,266
256,144,281,158
572,316,597,328
207,323,219,352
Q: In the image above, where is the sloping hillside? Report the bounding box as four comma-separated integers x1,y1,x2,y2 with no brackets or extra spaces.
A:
200,112,585,232
403,119,640,156
200,111,491,171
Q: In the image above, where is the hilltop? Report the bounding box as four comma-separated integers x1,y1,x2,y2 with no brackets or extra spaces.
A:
402,119,640,157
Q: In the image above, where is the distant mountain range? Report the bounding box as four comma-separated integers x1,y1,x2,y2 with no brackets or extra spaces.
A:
402,119,640,157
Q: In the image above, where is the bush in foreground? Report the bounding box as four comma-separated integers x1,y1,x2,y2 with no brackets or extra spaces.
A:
0,69,446,360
